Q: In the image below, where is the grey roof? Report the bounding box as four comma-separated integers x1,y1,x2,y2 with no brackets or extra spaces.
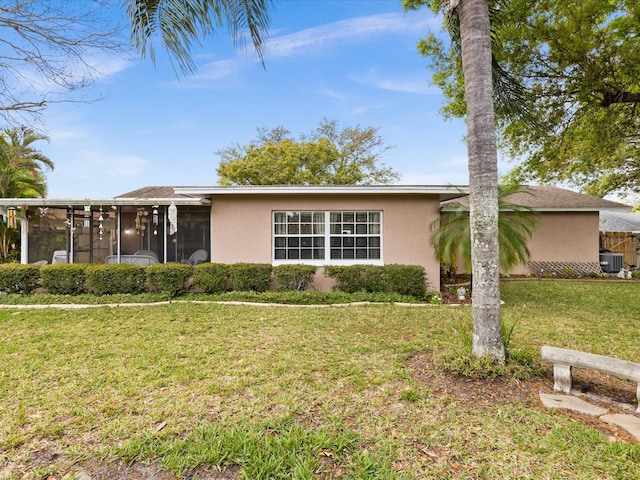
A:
442,185,631,212
600,211,640,232
116,186,199,199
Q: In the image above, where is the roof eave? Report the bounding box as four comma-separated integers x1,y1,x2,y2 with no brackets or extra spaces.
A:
174,185,469,201
0,197,211,208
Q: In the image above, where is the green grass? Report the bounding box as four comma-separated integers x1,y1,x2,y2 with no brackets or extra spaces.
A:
0,280,639,478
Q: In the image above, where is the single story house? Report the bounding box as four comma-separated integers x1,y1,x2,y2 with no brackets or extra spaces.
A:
0,184,630,290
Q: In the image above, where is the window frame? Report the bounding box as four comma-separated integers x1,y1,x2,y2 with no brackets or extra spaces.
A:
272,210,383,266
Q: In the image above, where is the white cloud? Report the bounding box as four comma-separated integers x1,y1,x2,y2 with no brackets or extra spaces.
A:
17,51,133,96
351,102,390,116
348,70,439,95
170,11,437,86
265,12,437,59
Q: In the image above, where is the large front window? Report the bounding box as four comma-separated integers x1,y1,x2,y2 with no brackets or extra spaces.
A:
273,211,382,264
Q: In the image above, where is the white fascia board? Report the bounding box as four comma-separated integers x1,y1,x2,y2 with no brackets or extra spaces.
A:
175,185,469,198
0,197,210,207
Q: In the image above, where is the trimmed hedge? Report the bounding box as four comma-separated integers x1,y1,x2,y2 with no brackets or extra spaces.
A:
228,263,272,292
40,264,87,295
325,264,427,299
193,263,230,293
273,264,317,291
146,263,193,296
383,264,428,298
0,264,41,294
86,264,146,295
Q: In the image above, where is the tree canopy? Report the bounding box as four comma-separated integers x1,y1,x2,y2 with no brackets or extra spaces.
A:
410,0,640,197
216,119,400,185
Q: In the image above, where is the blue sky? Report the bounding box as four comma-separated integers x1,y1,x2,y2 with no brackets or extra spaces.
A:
38,0,482,199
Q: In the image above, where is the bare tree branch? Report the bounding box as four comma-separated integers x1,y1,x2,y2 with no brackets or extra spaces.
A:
0,0,127,126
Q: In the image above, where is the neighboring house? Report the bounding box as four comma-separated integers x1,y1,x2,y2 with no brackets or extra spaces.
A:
0,184,630,290
599,210,640,268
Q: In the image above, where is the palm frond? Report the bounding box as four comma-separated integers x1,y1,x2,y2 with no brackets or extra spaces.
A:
431,184,539,272
126,0,274,75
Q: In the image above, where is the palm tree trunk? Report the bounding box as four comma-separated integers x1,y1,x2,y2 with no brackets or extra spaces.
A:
458,0,505,361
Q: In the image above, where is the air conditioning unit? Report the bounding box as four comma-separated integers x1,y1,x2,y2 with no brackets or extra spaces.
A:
599,252,624,274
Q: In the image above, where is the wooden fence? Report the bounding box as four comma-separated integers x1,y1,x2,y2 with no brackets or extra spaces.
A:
600,231,640,268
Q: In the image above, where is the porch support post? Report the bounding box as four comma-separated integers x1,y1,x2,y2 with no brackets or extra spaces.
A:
116,207,121,261
20,215,28,264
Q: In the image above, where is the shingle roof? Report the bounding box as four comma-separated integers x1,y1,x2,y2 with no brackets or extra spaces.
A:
442,185,631,211
600,211,640,232
115,186,201,199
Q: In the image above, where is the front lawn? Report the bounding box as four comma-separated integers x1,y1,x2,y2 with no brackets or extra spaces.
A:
1,280,639,479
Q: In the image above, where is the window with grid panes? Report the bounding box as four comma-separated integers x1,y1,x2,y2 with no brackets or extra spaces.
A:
273,211,381,263
329,211,381,260
273,211,325,260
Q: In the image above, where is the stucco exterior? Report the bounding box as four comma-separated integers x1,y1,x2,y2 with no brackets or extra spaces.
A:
209,193,442,290
509,211,600,275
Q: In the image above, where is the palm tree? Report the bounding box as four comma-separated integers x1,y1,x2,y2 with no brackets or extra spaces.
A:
125,0,274,74
0,126,52,262
456,0,504,361
0,126,53,198
431,184,538,273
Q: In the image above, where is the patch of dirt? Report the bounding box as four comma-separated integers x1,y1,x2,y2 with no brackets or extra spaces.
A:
407,351,639,443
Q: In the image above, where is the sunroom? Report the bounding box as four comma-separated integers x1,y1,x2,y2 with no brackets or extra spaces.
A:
2,188,211,266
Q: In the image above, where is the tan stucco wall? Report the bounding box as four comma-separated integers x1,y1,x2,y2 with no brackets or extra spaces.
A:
209,194,441,290
509,211,600,274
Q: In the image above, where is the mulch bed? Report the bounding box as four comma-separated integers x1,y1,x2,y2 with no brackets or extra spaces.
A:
407,351,639,443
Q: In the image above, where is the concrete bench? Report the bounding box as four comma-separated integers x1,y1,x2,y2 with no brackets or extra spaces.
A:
541,345,640,412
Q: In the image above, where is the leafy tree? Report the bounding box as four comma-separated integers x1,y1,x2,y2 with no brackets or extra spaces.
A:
411,0,640,197
431,183,538,272
407,0,505,361
0,1,122,124
216,120,400,185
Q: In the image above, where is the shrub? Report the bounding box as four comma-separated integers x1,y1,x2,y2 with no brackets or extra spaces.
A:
193,263,230,293
86,264,146,295
325,264,427,298
384,264,427,299
273,264,317,291
40,264,87,295
0,264,41,294
324,266,366,293
361,265,387,292
632,270,640,279
146,263,193,297
228,263,272,292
